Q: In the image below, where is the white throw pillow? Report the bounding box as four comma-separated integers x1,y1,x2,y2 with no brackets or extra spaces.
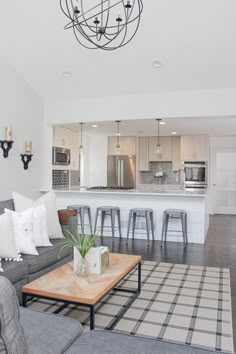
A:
0,212,20,259
13,191,64,239
5,208,38,256
33,205,52,247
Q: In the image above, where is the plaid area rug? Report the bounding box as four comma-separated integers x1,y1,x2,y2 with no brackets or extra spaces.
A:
28,261,234,353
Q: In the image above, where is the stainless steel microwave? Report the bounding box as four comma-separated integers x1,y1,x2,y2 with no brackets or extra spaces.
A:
52,147,70,165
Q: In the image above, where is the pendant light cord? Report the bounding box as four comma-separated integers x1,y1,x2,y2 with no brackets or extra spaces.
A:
80,123,83,146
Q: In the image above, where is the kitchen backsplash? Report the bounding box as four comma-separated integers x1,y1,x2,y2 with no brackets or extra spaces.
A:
139,162,180,185
70,170,80,186
52,170,69,188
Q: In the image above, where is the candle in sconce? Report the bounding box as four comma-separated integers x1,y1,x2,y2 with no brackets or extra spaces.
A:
5,126,12,141
25,141,32,155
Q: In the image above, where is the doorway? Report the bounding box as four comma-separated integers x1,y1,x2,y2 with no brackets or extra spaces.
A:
212,148,236,214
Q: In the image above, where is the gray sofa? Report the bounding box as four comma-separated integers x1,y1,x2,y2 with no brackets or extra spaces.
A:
0,199,74,303
0,276,222,354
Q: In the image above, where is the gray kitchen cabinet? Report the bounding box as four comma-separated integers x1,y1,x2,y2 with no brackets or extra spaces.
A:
181,135,208,161
108,136,136,155
139,137,149,171
148,136,172,161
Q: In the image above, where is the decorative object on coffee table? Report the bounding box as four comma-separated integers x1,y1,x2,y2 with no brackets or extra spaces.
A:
61,231,96,277
74,246,109,275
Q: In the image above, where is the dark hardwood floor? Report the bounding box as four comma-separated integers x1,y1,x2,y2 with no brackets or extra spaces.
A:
99,215,236,349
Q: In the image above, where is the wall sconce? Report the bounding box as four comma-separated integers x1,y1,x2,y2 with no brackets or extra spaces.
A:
20,141,33,170
0,126,14,158
20,154,33,170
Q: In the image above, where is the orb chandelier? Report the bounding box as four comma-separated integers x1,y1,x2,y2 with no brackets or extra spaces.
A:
59,0,143,50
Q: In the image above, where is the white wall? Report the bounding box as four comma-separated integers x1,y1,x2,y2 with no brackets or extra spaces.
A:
0,55,44,200
87,136,107,187
44,88,236,124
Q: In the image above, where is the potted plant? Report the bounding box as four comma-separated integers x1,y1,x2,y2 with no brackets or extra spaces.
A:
60,231,97,277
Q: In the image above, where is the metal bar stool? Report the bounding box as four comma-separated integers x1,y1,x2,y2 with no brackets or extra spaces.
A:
126,208,154,246
67,205,92,235
94,206,122,242
160,209,188,247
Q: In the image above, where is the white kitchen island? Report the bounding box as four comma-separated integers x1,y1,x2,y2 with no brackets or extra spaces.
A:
54,188,209,244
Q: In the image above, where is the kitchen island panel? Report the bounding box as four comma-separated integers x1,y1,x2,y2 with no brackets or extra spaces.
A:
55,191,209,244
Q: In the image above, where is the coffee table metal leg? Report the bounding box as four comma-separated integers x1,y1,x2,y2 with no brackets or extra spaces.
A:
90,305,95,330
138,261,141,293
22,293,28,308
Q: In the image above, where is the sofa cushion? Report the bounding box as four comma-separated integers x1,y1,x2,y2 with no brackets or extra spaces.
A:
0,277,27,354
22,239,72,275
65,331,220,354
0,199,14,215
0,260,28,284
20,308,83,354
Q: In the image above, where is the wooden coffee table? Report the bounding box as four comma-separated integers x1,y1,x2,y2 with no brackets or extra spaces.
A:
22,253,142,330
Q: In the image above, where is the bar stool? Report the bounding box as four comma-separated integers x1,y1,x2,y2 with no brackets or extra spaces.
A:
67,205,92,235
126,208,154,246
161,209,188,247
94,206,122,242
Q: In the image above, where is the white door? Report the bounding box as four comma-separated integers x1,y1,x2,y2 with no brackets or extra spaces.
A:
212,148,236,214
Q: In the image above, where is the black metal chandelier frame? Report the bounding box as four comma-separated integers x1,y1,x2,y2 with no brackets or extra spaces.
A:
60,0,143,50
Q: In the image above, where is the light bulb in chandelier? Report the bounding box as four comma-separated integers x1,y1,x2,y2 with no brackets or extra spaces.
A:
60,0,143,50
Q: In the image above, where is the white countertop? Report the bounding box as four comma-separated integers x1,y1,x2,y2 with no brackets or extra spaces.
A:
52,187,207,197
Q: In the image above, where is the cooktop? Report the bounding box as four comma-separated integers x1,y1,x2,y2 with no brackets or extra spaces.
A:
87,186,133,190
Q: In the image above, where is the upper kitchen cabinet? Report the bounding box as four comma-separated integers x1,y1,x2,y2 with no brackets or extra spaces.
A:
148,136,172,161
53,126,80,170
139,137,149,171
172,136,181,171
108,136,136,155
181,135,208,161
70,130,80,170
53,126,71,148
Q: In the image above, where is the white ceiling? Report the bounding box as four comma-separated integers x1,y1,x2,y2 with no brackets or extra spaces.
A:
0,1,236,100
61,117,236,137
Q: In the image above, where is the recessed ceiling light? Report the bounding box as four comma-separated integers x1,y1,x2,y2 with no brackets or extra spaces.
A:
172,131,177,135
152,61,161,68
92,124,98,128
62,71,72,78
160,121,166,125
116,133,121,136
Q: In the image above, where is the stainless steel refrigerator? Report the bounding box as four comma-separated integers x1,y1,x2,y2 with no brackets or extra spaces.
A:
107,155,136,189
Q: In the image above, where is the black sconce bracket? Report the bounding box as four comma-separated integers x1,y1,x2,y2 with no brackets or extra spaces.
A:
0,140,14,158
20,154,33,170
